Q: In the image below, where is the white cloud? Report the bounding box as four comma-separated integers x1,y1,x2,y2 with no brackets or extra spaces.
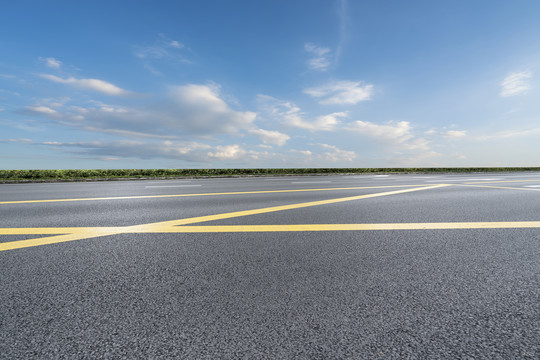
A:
500,71,532,97
25,105,58,115
248,128,290,146
0,138,33,143
291,149,313,156
318,143,356,162
304,43,331,71
347,120,431,151
257,94,343,131
168,84,256,134
207,144,245,160
40,74,130,96
442,130,467,138
23,83,256,139
42,141,62,145
37,139,269,164
286,110,346,131
477,127,540,140
304,80,373,105
348,120,412,141
39,57,62,69
311,112,348,131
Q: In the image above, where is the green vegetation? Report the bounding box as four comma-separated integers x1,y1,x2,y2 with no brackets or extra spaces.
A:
1,168,540,182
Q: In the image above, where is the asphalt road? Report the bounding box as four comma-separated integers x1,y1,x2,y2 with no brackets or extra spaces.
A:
1,173,540,358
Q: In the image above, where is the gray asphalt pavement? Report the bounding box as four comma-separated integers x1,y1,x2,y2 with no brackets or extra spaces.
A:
1,173,540,358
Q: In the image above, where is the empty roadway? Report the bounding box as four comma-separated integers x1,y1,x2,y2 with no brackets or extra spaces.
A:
1,173,539,358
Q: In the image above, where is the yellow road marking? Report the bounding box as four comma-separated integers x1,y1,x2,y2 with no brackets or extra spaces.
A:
0,227,117,235
0,184,449,251
0,231,123,252
138,222,540,232
464,179,540,184
3,220,540,252
0,184,435,205
459,184,540,192
138,184,451,229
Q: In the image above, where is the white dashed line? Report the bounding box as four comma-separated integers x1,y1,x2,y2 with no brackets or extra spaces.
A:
291,181,332,184
145,185,202,188
427,178,502,182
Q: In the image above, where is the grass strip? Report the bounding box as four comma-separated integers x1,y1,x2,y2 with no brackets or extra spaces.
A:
1,167,540,182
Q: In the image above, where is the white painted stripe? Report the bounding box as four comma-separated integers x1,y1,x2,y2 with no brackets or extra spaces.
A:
427,178,501,182
144,181,191,184
291,181,332,184
145,185,202,188
524,185,540,188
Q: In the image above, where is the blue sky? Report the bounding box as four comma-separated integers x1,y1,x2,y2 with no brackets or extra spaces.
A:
2,0,540,169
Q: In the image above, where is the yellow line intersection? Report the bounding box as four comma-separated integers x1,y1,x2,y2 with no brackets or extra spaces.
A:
1,181,539,252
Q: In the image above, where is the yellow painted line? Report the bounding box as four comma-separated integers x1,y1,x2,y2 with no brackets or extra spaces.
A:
0,228,124,252
140,184,451,229
3,220,540,251
464,179,540,184
458,184,540,192
0,184,450,251
0,184,435,205
138,222,540,232
0,227,115,235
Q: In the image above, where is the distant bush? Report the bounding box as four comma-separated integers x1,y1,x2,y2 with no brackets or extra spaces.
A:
1,167,540,181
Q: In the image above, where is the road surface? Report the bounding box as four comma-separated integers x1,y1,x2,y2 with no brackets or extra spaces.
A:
1,173,539,358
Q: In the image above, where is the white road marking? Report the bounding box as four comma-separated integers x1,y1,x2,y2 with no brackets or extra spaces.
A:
291,181,332,184
145,185,202,188
427,178,501,182
524,185,540,188
373,175,390,177
144,181,192,184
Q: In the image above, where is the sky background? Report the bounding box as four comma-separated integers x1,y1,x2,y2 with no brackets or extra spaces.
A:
1,0,540,169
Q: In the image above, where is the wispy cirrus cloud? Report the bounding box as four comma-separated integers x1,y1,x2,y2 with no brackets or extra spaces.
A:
304,80,373,105
500,71,532,97
335,0,348,64
134,34,191,75
134,34,186,60
304,43,331,71
40,74,130,96
477,127,540,141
